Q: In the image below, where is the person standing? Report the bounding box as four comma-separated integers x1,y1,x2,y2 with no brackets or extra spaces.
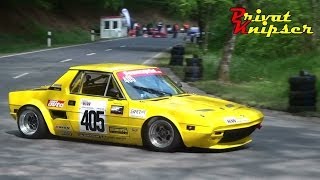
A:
157,21,163,32
173,24,179,38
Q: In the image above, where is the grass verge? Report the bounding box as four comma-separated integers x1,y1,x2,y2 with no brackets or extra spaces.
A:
0,28,94,54
154,43,320,117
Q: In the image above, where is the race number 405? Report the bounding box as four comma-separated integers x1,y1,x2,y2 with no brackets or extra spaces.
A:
81,110,105,132
79,99,107,133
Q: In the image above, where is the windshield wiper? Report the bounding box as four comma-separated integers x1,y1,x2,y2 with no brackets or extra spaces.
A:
176,94,191,97
132,86,172,96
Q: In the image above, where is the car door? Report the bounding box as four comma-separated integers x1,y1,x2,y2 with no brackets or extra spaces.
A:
66,70,129,140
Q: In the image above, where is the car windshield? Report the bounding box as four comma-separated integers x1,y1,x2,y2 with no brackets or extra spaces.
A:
117,68,185,100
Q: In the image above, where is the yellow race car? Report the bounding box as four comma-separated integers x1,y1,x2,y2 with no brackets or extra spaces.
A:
8,63,263,152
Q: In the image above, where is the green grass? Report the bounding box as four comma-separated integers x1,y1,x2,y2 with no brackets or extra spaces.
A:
153,43,320,116
193,80,288,110
0,28,93,54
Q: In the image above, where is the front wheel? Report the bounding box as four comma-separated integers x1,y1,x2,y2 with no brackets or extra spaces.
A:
143,119,182,152
17,106,49,139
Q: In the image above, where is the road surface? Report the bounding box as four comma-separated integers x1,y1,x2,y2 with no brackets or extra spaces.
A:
0,36,319,180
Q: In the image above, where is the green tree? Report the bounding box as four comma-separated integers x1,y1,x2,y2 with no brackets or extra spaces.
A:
165,0,226,50
217,0,246,82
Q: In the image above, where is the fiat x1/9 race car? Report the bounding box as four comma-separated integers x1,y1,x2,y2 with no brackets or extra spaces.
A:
8,63,263,152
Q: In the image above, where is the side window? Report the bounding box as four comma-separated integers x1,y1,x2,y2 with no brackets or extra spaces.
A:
106,77,124,98
70,72,84,94
70,71,124,98
81,72,110,96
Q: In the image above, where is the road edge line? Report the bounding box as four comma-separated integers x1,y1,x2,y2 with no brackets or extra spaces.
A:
142,46,173,65
0,37,131,59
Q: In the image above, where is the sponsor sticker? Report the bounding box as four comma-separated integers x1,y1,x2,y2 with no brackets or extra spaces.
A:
81,100,92,107
110,105,124,115
109,126,128,135
60,131,72,136
129,109,147,118
47,100,64,108
78,132,107,139
131,128,139,132
55,126,72,136
55,126,71,130
224,116,249,125
117,68,163,83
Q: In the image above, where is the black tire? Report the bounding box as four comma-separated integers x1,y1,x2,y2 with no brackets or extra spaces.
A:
184,66,202,80
289,98,316,106
184,76,201,82
171,45,185,55
289,75,316,84
143,118,182,152
171,48,185,56
289,76,316,91
185,58,202,66
170,55,184,66
288,105,317,113
17,106,49,139
289,90,317,99
290,84,316,91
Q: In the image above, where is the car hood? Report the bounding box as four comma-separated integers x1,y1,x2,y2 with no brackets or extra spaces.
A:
145,94,242,112
143,94,263,127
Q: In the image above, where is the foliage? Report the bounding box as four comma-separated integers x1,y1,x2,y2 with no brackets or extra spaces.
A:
165,0,197,19
192,50,320,112
1,0,318,60
163,0,318,59
234,0,315,59
161,45,320,113
0,0,123,11
207,2,233,49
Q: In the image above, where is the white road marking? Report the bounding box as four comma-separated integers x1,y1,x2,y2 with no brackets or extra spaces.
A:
120,45,126,48
143,52,164,65
13,73,29,79
60,59,72,63
98,37,130,43
142,46,174,65
105,49,112,52
264,115,278,119
86,53,96,56
0,37,131,59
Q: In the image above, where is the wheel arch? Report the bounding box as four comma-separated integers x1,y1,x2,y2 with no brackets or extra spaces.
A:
17,102,55,135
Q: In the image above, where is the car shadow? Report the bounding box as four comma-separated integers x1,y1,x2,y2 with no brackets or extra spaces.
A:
6,130,249,153
178,145,249,153
6,130,24,138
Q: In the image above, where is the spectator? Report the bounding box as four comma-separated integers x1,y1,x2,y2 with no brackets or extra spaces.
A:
142,25,147,34
157,21,163,32
135,23,141,36
183,23,190,32
173,24,179,38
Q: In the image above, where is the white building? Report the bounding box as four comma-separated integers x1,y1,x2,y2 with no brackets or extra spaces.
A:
100,16,128,39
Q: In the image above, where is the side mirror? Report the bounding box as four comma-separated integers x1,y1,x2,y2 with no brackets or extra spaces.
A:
176,81,183,88
48,84,62,91
109,88,120,98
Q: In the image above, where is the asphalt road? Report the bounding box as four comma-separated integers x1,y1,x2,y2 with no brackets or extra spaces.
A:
0,36,320,180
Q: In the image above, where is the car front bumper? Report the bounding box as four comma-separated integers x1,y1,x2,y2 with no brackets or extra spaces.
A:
181,120,262,149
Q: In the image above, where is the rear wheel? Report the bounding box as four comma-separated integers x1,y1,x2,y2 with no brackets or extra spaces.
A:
18,106,49,139
143,118,182,152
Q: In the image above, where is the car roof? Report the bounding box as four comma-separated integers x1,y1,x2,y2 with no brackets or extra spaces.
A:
69,63,156,73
